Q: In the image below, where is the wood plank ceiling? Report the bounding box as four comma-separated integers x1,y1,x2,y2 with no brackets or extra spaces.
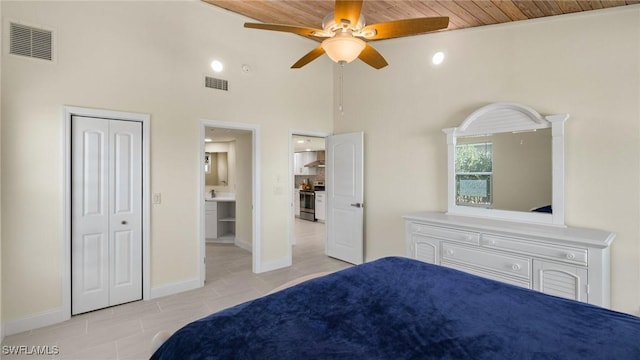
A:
203,0,638,35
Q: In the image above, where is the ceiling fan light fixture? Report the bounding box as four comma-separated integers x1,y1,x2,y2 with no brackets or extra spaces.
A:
321,32,366,64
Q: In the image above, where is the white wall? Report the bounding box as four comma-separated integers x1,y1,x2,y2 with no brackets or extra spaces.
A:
1,0,332,328
334,6,640,314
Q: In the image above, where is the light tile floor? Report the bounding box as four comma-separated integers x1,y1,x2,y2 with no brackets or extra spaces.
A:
2,219,350,359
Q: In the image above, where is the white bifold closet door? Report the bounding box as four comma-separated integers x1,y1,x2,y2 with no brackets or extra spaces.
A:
72,116,142,315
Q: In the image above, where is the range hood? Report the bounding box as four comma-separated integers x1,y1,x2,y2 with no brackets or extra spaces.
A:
304,160,325,168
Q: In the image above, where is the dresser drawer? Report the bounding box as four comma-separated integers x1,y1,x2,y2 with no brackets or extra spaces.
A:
442,243,531,280
481,234,587,266
411,223,479,245
442,260,531,289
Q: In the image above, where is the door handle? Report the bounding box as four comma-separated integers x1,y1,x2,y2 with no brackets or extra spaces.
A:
350,203,363,208
121,221,127,225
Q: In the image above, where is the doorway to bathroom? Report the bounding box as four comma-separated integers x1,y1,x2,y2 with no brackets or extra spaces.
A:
200,120,259,284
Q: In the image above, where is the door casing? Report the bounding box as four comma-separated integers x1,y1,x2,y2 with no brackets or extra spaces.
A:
64,106,151,319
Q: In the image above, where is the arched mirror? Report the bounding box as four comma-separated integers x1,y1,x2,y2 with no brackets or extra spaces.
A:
443,103,568,225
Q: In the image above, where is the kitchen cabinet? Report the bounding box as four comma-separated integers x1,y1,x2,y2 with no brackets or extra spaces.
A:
315,191,326,222
404,211,614,307
205,200,236,242
294,151,317,176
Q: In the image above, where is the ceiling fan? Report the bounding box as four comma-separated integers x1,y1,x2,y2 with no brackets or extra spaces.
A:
244,0,449,69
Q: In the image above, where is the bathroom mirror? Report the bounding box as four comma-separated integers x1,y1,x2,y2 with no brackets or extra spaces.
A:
205,152,229,186
443,103,568,225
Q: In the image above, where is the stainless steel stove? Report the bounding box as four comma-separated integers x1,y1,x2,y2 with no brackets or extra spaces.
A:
299,181,325,222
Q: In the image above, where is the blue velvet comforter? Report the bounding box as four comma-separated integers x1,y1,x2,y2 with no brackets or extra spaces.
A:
151,257,640,359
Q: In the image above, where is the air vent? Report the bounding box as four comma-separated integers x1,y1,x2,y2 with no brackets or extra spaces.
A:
205,76,228,91
10,22,53,61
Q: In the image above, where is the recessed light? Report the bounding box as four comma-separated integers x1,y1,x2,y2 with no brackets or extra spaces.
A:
297,140,305,144
432,51,445,65
211,60,224,72
205,138,213,142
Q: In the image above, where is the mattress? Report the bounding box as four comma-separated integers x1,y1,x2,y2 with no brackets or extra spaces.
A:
152,256,640,359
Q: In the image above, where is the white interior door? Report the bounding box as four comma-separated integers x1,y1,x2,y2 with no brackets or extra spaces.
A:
72,116,142,315
326,132,364,265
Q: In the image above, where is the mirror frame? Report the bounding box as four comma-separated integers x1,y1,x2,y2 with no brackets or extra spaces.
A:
443,103,569,226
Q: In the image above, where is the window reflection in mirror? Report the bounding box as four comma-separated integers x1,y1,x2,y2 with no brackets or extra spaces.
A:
205,152,228,186
455,128,552,213
455,141,493,207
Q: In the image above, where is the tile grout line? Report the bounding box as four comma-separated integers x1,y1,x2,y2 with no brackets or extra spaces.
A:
115,338,121,360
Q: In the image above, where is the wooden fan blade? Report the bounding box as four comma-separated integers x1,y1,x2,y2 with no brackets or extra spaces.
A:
362,17,449,40
334,0,363,27
291,46,326,69
244,22,324,37
358,43,388,69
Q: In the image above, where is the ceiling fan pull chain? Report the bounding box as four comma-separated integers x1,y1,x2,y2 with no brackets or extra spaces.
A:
339,62,345,115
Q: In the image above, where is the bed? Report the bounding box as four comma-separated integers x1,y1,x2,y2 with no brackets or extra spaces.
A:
151,256,640,359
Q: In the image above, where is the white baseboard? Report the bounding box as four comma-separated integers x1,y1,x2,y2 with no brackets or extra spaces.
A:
149,277,201,300
257,256,291,273
234,238,252,252
3,278,200,336
206,238,233,244
3,306,69,336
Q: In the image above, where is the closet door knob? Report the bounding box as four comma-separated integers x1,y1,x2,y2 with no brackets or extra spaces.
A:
122,221,128,225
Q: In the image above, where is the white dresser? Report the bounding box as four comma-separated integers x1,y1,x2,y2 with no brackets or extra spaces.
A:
404,211,615,308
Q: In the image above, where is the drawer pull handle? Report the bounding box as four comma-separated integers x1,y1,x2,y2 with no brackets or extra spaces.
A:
566,253,575,260
446,249,455,256
511,263,521,271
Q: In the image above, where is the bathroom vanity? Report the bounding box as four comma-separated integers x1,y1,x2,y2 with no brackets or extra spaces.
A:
205,196,236,243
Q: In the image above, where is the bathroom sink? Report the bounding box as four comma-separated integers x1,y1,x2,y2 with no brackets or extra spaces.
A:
206,192,235,201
